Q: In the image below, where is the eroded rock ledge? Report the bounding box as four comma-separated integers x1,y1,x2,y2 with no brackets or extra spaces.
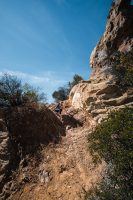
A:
69,0,133,122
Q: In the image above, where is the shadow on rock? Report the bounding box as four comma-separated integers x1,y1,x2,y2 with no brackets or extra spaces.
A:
61,114,83,129
5,104,66,157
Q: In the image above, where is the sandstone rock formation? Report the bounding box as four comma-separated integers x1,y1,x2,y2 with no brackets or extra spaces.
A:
90,0,133,83
6,104,65,154
69,0,133,122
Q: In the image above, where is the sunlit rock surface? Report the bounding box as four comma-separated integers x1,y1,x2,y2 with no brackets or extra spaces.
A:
70,0,133,122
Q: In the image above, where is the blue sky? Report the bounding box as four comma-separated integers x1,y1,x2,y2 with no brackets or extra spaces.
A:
0,0,112,102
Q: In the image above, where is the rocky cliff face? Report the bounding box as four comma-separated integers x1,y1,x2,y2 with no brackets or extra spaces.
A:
90,0,133,83
69,0,133,122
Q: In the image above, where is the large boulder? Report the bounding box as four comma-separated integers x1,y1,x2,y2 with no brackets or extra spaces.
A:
5,104,65,155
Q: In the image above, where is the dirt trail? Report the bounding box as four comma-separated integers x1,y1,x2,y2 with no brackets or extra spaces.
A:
13,115,104,200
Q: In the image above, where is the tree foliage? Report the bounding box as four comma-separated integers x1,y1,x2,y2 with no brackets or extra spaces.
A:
86,107,133,200
0,74,22,107
0,74,47,107
52,87,68,103
52,74,83,102
22,83,46,103
69,74,83,89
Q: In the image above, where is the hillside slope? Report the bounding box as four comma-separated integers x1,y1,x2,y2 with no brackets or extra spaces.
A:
12,117,104,200
0,0,133,199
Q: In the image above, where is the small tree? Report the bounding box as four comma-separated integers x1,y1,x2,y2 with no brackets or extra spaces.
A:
22,83,47,103
52,87,68,102
0,74,22,107
52,74,83,102
70,74,83,88
67,74,83,93
0,74,47,107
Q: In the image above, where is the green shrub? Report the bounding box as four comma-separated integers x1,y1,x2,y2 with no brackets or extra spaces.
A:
86,107,133,200
114,50,133,87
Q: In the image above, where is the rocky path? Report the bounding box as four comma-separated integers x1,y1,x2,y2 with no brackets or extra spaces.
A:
13,118,104,200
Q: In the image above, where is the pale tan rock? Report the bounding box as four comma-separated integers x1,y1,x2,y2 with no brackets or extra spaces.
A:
90,0,133,83
69,0,133,122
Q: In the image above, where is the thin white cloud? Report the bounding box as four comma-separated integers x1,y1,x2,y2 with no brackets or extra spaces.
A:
0,69,68,102
0,69,66,85
0,70,48,83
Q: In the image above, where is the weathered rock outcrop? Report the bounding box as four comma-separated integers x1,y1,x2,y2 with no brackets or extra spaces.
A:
0,104,65,199
0,120,9,192
69,0,133,122
0,116,16,200
90,0,133,83
6,104,65,155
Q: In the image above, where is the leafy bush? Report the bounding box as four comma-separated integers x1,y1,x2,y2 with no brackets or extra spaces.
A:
86,107,133,200
113,50,133,86
52,74,83,102
0,74,46,107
